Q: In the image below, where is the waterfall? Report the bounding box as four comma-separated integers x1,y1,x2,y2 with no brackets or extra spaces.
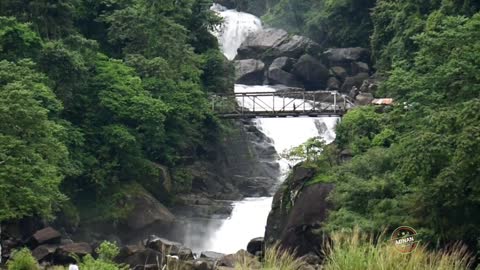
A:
186,5,339,254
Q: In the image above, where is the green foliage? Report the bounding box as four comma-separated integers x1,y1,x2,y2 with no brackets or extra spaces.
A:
0,17,42,61
0,60,67,221
0,0,231,224
282,136,326,165
262,0,375,48
78,241,128,270
7,248,40,270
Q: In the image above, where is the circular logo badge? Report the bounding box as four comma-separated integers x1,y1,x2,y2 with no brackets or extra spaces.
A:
390,226,419,253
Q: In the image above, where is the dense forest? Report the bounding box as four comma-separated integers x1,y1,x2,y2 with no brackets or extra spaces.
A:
0,0,234,224
256,0,480,252
1,0,480,268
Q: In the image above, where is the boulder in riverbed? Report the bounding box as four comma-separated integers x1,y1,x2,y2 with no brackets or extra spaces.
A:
323,47,370,66
267,68,303,88
292,54,329,90
125,188,175,230
341,72,369,93
234,59,265,85
247,237,264,256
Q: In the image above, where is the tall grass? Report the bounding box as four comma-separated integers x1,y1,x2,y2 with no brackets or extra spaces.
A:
235,243,306,270
323,228,474,270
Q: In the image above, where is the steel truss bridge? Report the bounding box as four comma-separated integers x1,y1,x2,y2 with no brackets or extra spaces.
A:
211,91,355,119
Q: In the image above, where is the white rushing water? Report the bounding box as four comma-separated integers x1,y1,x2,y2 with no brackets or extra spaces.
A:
200,5,338,254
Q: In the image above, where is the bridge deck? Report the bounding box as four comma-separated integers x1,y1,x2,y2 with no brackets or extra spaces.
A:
211,90,354,119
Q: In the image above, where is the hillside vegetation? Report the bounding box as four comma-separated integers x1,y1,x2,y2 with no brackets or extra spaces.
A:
264,0,480,252
0,0,233,223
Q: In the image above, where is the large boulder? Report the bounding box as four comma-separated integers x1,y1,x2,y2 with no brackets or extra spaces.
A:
267,68,303,88
234,59,265,85
125,188,175,230
246,237,264,256
31,227,61,246
237,28,289,60
32,244,58,262
330,66,348,81
276,35,322,59
292,55,329,90
326,77,341,90
341,72,369,93
265,165,333,257
351,61,370,74
54,242,92,264
146,235,182,255
236,28,321,61
323,47,370,66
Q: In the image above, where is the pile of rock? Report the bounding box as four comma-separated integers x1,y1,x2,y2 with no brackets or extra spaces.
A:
233,28,374,93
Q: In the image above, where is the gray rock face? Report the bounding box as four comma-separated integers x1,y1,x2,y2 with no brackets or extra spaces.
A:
237,28,321,61
269,57,295,72
292,54,329,90
237,28,289,60
341,72,369,93
126,188,175,230
323,47,370,64
123,248,164,270
267,68,303,88
234,59,265,85
265,165,334,257
276,35,322,59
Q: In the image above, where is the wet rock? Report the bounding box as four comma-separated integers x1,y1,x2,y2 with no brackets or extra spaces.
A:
31,227,61,245
234,59,265,85
341,72,369,93
146,235,182,255
125,188,175,230
247,237,264,256
200,251,225,260
118,244,145,261
292,54,329,90
218,250,251,267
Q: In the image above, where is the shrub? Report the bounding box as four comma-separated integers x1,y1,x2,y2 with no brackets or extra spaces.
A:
78,241,128,270
235,244,306,270
7,248,39,270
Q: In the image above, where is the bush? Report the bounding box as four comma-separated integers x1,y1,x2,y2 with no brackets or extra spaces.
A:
78,241,127,270
7,248,40,270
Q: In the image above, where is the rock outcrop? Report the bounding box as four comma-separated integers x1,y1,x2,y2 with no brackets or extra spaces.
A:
265,165,334,257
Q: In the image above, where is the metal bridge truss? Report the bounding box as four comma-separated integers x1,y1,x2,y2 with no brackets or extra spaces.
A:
211,91,355,119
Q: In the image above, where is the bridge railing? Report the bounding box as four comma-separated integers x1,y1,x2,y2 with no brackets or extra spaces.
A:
211,90,355,118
